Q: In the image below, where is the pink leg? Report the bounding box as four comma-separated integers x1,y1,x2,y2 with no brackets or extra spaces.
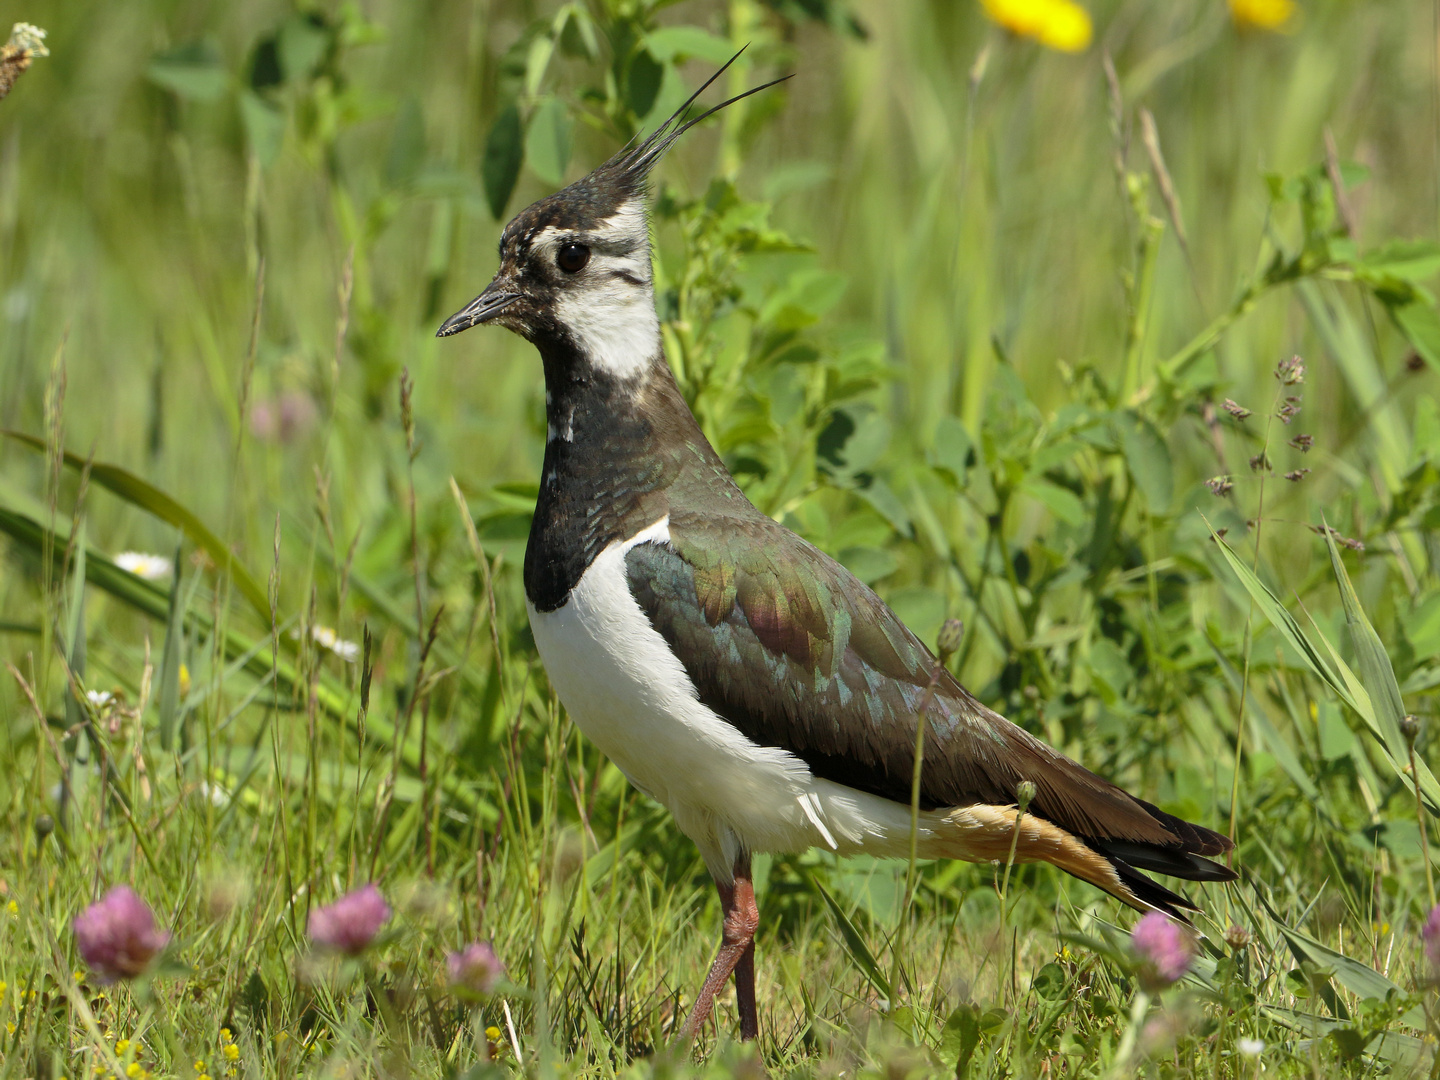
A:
680,853,760,1043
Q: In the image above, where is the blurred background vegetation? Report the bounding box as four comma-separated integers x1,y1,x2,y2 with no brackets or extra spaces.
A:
2,0,1440,1076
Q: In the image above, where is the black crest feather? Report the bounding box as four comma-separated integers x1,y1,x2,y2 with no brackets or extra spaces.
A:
602,46,792,191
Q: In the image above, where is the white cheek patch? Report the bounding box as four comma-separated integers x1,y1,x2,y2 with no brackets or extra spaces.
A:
534,200,661,381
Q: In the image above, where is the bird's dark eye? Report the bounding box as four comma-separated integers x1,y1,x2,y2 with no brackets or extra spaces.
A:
556,243,590,273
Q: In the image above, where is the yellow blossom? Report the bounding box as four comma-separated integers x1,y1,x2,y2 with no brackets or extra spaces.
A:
126,1065,142,1079
194,1061,207,1073
220,1028,232,1041
222,1045,239,1062
1228,0,1295,30
6,900,17,917
981,0,1092,52
5,1022,14,1035
485,1025,502,1041
115,1040,131,1056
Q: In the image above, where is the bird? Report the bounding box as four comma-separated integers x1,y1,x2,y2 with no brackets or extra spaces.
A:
437,54,1236,1045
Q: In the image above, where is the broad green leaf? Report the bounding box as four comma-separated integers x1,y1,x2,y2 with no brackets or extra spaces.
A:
524,33,555,98
1389,294,1440,372
1020,478,1085,526
932,416,972,487
1358,240,1440,282
481,103,524,220
1115,410,1172,512
625,49,663,119
277,15,330,81
1,431,270,622
146,42,228,102
644,27,737,64
525,98,572,186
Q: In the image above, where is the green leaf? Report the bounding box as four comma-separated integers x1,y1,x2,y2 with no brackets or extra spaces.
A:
146,42,229,102
1,431,270,622
524,33,555,98
932,416,972,487
278,15,330,81
1389,294,1440,372
1020,478,1085,526
813,878,893,1005
481,103,524,220
525,98,572,186
1358,240,1440,283
239,91,285,168
940,1005,983,1078
625,49,663,120
1321,522,1440,815
1115,410,1172,512
644,27,737,64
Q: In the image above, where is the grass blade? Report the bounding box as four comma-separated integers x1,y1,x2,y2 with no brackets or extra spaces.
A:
1,429,270,621
813,877,894,1005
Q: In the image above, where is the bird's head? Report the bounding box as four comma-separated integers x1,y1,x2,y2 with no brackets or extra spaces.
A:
437,51,786,382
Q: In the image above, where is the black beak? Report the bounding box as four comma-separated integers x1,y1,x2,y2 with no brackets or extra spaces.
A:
436,282,521,337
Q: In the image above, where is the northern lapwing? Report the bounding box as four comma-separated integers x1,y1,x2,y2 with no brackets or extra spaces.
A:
438,56,1236,1044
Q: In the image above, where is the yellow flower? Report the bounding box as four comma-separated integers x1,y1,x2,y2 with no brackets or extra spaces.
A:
981,0,1092,52
220,1028,232,1042
115,1040,130,1055
485,1026,502,1041
222,1045,239,1062
5,1022,14,1035
126,1065,142,1079
194,1062,207,1073
1228,0,1295,30
6,900,17,917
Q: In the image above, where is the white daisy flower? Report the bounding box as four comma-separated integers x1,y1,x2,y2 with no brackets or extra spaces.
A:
310,624,359,662
1237,1037,1265,1057
114,551,173,581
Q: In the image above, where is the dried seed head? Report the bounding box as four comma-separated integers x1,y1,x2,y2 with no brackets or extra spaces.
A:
1222,399,1252,420
1223,924,1252,951
1249,453,1270,472
1278,398,1301,425
1276,354,1305,385
1288,434,1313,453
1407,352,1425,372
1206,476,1234,496
1284,469,1310,482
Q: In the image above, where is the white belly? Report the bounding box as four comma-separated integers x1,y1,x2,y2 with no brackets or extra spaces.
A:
526,515,950,880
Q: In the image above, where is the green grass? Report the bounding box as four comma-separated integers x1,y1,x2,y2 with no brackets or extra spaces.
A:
2,0,1440,1076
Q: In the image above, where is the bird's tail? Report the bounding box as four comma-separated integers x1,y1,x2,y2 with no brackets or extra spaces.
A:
930,804,1234,922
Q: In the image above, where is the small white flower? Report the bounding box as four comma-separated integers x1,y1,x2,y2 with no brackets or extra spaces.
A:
85,690,114,709
310,625,359,662
114,552,173,581
199,781,230,808
1237,1037,1265,1058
